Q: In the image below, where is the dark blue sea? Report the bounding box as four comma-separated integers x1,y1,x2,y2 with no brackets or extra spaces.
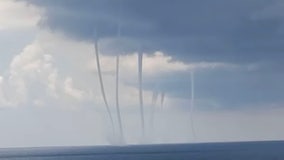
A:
0,141,283,159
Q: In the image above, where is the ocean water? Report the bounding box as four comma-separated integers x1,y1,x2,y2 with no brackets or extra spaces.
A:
0,141,283,160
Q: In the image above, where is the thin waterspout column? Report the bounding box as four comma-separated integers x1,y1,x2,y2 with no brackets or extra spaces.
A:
94,38,115,135
115,2,124,142
150,90,158,136
138,51,145,137
115,55,124,142
190,70,196,141
161,92,165,108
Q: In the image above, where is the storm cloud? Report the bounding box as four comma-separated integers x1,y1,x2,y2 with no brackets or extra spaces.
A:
24,0,284,62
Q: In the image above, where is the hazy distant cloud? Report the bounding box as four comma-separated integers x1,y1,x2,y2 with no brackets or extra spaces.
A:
0,0,40,30
0,76,9,106
0,37,78,107
0,43,57,107
64,77,89,101
0,28,244,109
1,31,202,108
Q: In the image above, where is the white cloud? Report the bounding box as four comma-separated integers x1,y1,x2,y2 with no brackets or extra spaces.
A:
187,61,238,71
19,31,193,107
64,77,87,101
0,76,9,106
0,30,244,109
0,41,60,107
0,31,149,108
33,99,44,107
86,51,237,84
0,0,41,30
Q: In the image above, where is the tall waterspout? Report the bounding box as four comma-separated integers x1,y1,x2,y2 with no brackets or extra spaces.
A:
115,55,124,142
190,70,196,141
138,51,145,137
115,2,124,143
150,90,159,137
161,92,166,108
93,32,115,136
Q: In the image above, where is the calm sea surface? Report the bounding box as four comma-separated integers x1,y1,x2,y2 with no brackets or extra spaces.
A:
0,141,283,160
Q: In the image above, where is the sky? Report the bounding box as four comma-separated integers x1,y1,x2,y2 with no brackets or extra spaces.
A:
0,0,284,147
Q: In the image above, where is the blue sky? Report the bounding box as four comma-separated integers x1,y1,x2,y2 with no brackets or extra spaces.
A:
0,0,284,147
